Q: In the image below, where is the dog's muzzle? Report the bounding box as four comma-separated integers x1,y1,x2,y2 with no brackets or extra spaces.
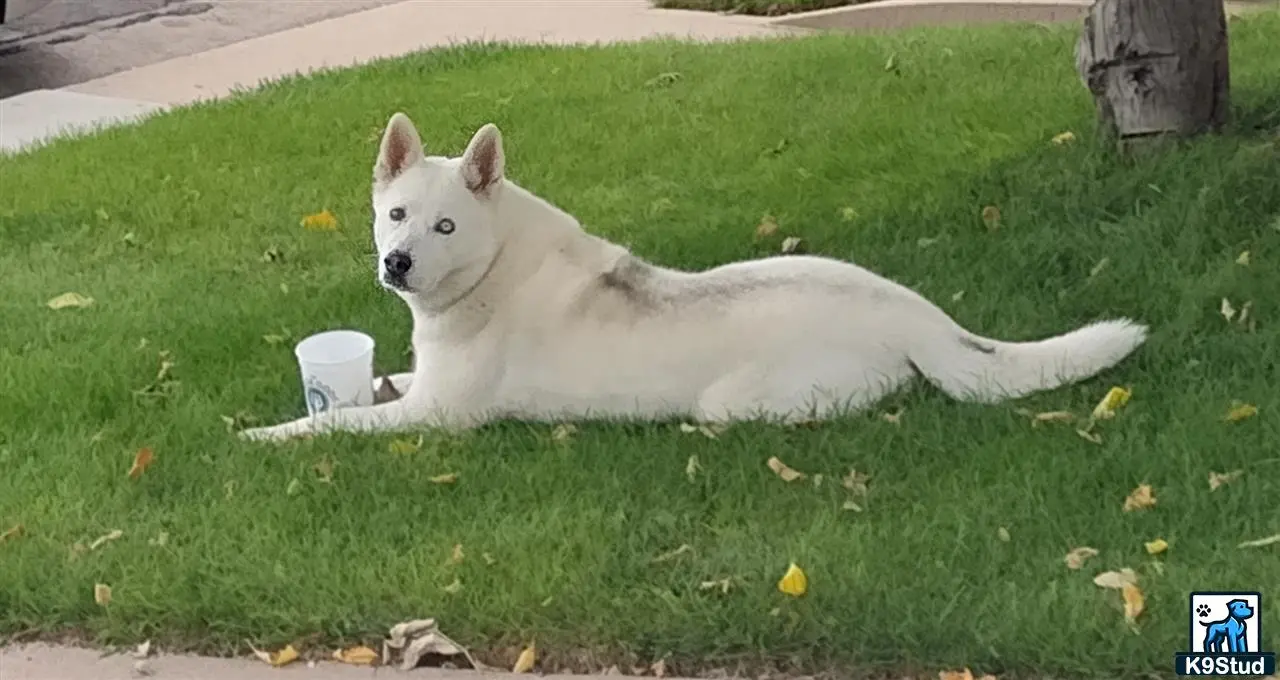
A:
381,250,413,291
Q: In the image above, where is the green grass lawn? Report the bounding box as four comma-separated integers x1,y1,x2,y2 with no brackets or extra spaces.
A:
3,15,1280,679
654,0,854,16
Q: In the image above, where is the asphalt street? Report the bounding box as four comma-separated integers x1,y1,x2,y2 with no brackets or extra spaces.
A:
0,0,404,98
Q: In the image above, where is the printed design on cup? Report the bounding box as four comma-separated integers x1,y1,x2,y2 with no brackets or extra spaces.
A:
304,375,340,415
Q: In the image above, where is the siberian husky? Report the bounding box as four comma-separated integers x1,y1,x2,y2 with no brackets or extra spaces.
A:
239,113,1147,442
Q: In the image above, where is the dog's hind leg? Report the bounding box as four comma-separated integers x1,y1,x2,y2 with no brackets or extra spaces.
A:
695,356,913,424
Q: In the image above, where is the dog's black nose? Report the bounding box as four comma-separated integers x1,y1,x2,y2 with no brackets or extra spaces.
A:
383,251,412,277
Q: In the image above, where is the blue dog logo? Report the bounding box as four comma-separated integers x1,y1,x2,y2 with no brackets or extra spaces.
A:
1201,599,1254,653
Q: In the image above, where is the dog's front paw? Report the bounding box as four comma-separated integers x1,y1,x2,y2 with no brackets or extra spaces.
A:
238,424,298,443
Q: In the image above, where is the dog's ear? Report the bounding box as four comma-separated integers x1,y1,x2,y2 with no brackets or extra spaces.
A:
460,123,505,198
374,112,425,185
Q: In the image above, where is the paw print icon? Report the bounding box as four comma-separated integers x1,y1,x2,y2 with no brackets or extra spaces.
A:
1196,603,1212,618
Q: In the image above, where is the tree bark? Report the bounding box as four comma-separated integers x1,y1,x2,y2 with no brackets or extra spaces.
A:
1075,0,1230,149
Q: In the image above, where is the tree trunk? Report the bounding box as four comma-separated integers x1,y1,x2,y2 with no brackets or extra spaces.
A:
1075,0,1230,150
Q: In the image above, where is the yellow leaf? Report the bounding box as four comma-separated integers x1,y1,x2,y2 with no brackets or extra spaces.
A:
1122,484,1156,512
128,447,155,480
1224,402,1258,423
1238,533,1280,549
46,292,95,310
512,644,536,673
388,436,421,454
755,214,779,238
300,209,338,231
1122,582,1145,623
1208,469,1244,491
429,473,458,484
1144,538,1169,555
333,646,379,666
996,527,1011,542
938,669,975,680
1093,568,1138,589
94,583,112,606
1063,546,1099,570
1092,386,1132,420
780,236,804,254
766,456,805,482
777,562,808,597
1236,250,1251,266
981,205,1001,231
0,524,24,543
1051,130,1077,145
269,645,300,667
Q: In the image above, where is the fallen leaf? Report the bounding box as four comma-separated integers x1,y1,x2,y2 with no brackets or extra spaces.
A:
1092,386,1132,420
839,207,857,222
389,436,422,454
652,544,693,563
842,468,870,496
385,618,475,671
644,71,683,88
1032,410,1076,425
981,205,1001,231
940,668,997,680
128,447,155,480
249,643,300,667
513,644,536,673
450,543,464,565
0,524,23,543
1238,533,1280,549
1122,582,1145,623
1093,568,1138,589
133,641,153,659
916,236,939,248
1051,130,1077,145
442,578,462,594
651,658,668,678
46,292,95,310
841,500,863,512
1089,257,1111,278
551,424,577,441
679,422,724,439
1208,469,1244,491
286,478,302,496
1221,298,1237,322
314,457,335,483
1064,546,1099,570
429,473,458,484
780,236,804,254
951,290,965,302
699,578,733,594
881,409,904,425
777,562,808,597
1122,484,1156,512
883,52,898,72
1237,250,1251,266
811,473,824,488
685,455,701,482
333,646,379,666
148,531,168,547
766,456,805,482
1144,538,1169,555
1237,301,1254,329
261,246,284,263
1076,428,1103,445
482,552,496,565
89,529,124,551
94,583,112,606
1224,402,1258,423
300,209,338,231
997,527,1011,542
262,332,289,346
756,214,779,238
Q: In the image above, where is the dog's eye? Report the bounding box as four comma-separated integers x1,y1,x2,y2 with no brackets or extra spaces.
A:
433,218,456,235
389,207,406,221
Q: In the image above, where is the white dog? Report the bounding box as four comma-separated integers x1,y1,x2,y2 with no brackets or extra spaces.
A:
239,113,1147,442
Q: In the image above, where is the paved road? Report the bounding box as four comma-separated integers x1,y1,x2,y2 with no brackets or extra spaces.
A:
0,0,405,99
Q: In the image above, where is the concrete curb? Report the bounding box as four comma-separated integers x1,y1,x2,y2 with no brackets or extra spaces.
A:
0,89,165,153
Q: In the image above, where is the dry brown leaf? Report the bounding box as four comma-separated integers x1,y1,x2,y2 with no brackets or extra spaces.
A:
651,658,668,678
1093,568,1138,589
94,583,112,606
652,543,693,563
300,209,338,231
313,457,335,484
1238,533,1280,549
1122,582,1145,623
47,292,95,310
767,456,805,482
685,455,701,482
1032,410,1076,425
839,207,857,222
551,424,577,441
429,473,458,484
1076,428,1103,445
1064,546,1099,570
780,236,803,254
512,644,536,673
1237,250,1252,266
1144,538,1169,555
939,669,996,680
997,527,1011,542
841,500,863,512
1209,469,1244,491
333,645,379,666
133,640,153,659
679,423,724,439
1122,484,1156,512
128,447,155,480
1051,130,1076,145
384,618,475,671
755,214,779,238
0,524,23,543
148,531,169,547
482,552,496,565
699,577,733,594
1224,402,1258,423
981,205,1001,231
1221,298,1237,322
842,468,870,495
442,578,462,594
881,409,904,425
450,543,464,565
89,529,124,551
249,643,300,667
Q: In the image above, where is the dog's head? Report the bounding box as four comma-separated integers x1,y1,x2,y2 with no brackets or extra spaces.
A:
1227,599,1254,619
370,112,506,310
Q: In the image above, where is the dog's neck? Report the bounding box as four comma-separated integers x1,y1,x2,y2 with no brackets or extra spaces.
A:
406,177,626,339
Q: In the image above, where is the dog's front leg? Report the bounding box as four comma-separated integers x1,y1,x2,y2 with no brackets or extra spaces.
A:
239,400,477,443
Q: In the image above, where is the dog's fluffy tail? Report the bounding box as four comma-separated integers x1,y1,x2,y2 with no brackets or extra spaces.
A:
908,319,1148,403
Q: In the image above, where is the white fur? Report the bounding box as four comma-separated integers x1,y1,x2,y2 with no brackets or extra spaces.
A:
239,114,1148,442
